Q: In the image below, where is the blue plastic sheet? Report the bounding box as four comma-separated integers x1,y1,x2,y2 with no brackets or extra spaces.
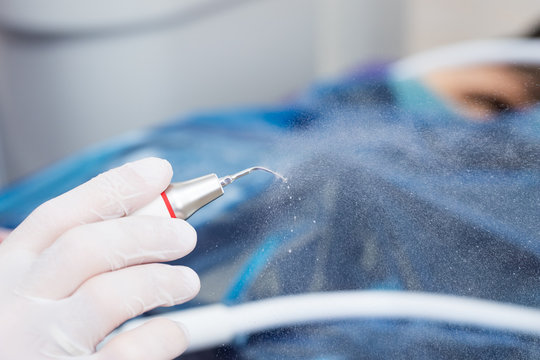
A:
1,66,539,358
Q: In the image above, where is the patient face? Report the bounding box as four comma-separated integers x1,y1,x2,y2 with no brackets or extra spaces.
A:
423,64,540,120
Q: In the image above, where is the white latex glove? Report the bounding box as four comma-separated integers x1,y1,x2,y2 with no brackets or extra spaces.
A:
0,158,200,359
0,227,10,243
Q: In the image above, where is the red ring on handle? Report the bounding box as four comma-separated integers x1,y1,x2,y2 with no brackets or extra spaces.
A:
160,192,177,218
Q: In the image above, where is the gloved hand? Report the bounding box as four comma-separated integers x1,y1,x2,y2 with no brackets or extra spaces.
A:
0,227,10,243
0,158,200,359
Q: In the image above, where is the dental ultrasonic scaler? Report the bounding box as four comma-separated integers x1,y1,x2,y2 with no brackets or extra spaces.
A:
133,167,285,219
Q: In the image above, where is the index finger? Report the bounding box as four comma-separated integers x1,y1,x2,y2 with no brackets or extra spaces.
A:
7,157,172,253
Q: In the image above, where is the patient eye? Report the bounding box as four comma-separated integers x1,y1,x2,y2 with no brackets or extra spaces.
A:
464,93,514,116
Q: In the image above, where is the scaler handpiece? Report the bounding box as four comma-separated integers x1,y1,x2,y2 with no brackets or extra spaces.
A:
132,166,285,219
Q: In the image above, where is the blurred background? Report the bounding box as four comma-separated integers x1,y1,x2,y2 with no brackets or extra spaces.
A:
0,0,538,186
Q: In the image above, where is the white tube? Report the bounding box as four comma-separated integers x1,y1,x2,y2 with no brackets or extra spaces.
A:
118,291,540,352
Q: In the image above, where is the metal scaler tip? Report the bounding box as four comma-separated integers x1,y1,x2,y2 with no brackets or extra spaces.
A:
219,166,287,187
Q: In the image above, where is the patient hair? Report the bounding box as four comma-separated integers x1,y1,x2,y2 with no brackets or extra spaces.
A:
509,20,540,102
526,20,540,38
